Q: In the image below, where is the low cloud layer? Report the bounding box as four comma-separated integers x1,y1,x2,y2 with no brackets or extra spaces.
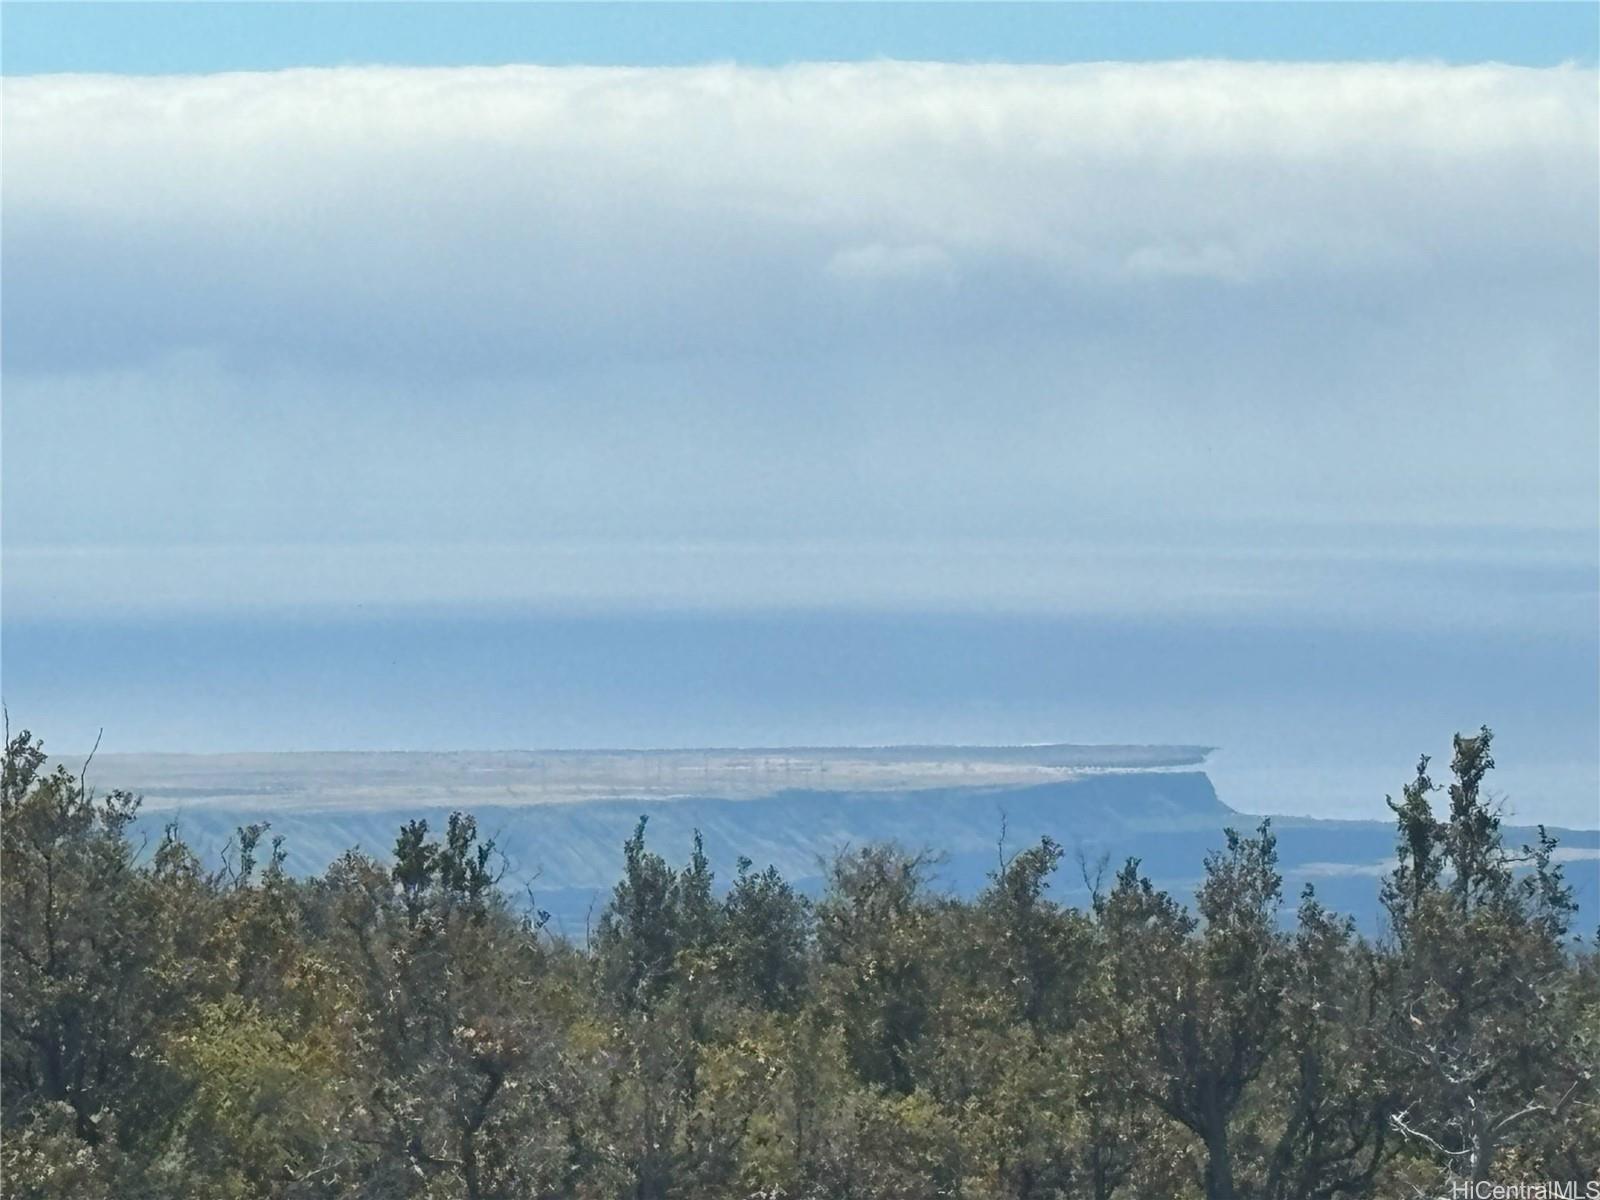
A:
4,62,1596,621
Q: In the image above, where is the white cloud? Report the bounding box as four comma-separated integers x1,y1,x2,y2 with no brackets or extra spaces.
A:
4,61,1593,371
2,61,1595,621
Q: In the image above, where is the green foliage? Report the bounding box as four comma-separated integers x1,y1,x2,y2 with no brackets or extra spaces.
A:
721,856,812,1013
1379,728,1593,1191
816,845,938,1095
159,994,346,1194
3,724,1596,1199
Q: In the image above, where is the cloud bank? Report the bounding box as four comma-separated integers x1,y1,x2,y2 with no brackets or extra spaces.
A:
3,62,1596,621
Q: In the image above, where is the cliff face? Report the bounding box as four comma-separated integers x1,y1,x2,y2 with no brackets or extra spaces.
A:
120,761,1599,937
131,769,1221,913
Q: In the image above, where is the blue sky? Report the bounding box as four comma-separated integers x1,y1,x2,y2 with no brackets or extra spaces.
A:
2,5,1596,823
4,3,1596,76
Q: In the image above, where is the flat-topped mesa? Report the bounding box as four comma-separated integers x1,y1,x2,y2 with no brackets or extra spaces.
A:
77,743,1216,813
85,746,1594,938
107,761,1229,925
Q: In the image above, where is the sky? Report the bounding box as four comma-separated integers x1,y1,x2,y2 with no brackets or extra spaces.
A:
2,5,1597,825
4,3,1596,76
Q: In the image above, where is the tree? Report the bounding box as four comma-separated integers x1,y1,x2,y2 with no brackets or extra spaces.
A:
1382,728,1591,1188
720,857,812,1013
309,816,566,1200
816,845,938,1095
6,719,1594,1200
979,835,1090,1033
1,731,207,1156
595,817,692,1014
1258,887,1395,1200
1104,823,1289,1200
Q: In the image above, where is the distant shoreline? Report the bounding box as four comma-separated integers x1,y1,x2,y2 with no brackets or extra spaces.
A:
58,743,1215,813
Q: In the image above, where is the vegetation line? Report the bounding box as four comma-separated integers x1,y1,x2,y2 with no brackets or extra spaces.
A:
2,725,1593,1198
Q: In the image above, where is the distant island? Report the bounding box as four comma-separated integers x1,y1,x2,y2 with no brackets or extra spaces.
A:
70,742,1215,812
60,743,1596,938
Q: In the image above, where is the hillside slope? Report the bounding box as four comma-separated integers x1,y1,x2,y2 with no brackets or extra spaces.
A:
101,750,1598,936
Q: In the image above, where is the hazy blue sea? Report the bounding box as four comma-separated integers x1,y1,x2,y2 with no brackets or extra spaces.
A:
3,610,1595,828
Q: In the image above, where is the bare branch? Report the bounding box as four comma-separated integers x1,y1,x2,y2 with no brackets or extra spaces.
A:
1389,1107,1470,1160
78,727,104,798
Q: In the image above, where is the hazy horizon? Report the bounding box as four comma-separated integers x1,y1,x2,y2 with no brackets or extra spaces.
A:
9,608,1595,827
4,7,1596,828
